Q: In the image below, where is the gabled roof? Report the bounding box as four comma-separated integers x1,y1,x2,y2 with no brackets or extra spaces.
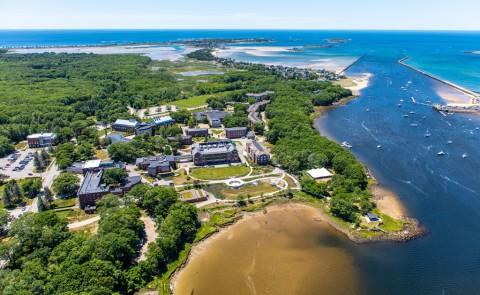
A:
307,168,333,179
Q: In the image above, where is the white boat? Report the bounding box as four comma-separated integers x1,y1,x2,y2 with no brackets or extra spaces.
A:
397,104,402,107
462,153,468,159
377,145,382,149
410,123,418,127
341,141,353,149
409,111,416,115
403,114,409,118
447,140,453,144
425,130,431,137
437,151,446,156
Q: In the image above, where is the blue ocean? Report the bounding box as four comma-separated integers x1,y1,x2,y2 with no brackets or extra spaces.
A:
2,30,480,294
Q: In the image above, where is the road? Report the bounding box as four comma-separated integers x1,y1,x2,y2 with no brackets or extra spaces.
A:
42,159,60,189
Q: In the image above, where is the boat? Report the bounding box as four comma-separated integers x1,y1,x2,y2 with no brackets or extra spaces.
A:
437,151,446,156
447,140,453,144
397,104,402,107
425,130,431,137
409,111,416,115
341,141,353,149
410,123,418,127
403,114,409,118
462,153,468,159
377,145,382,149
400,99,404,102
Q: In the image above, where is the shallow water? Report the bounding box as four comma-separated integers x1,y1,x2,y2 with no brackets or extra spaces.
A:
174,205,363,295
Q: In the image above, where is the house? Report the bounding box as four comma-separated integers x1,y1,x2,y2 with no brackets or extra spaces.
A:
136,155,177,177
246,91,274,101
225,127,248,139
78,170,141,209
27,133,57,148
246,140,270,165
306,168,333,180
186,128,209,137
191,140,240,166
365,212,381,223
152,116,175,127
194,110,229,128
167,135,193,146
112,119,139,132
135,122,155,136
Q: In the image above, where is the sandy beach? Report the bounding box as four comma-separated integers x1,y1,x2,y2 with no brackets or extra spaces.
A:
436,85,475,105
371,184,408,219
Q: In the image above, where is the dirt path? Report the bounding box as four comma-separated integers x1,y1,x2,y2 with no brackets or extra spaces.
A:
138,215,158,261
67,216,100,230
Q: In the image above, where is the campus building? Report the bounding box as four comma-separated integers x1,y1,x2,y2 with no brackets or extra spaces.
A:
225,127,248,139
111,119,139,132
186,128,209,137
152,116,175,127
246,140,270,165
136,155,177,177
78,170,141,209
167,135,193,146
67,160,126,174
191,140,240,166
246,90,274,101
194,110,229,128
27,133,58,148
135,122,155,136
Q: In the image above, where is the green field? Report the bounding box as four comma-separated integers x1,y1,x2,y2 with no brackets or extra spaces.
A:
171,94,210,109
205,181,279,199
190,165,250,180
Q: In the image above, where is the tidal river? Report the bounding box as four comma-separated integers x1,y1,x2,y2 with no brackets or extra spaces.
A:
174,55,480,295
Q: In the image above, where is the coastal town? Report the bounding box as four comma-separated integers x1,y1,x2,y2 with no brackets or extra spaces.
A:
0,42,420,294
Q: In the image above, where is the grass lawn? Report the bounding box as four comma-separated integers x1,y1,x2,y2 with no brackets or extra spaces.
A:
377,210,405,232
171,169,193,185
171,95,210,109
51,198,77,209
55,208,93,223
190,165,250,180
205,181,279,199
251,165,274,176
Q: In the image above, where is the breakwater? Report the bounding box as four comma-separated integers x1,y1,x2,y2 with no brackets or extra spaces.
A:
398,57,479,104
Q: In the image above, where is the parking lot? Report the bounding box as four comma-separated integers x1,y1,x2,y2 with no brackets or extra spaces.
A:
0,148,43,180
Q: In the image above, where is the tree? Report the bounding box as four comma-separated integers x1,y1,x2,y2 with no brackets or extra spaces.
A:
96,194,121,212
142,187,178,218
55,143,77,169
330,197,358,223
108,142,140,163
52,173,80,199
0,208,9,235
20,178,42,199
0,136,14,158
103,168,128,186
253,122,265,135
2,180,23,209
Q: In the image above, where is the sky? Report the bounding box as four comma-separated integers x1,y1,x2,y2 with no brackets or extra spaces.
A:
1,0,480,30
